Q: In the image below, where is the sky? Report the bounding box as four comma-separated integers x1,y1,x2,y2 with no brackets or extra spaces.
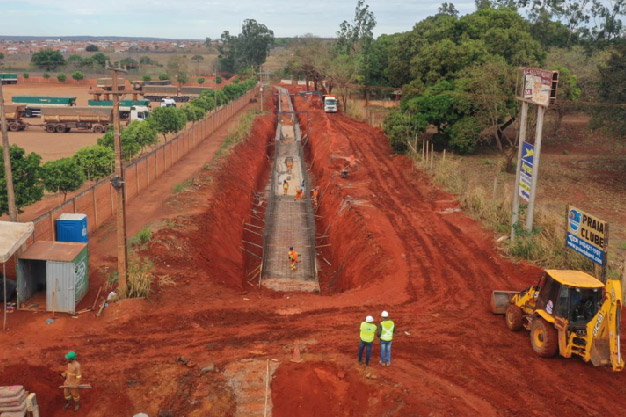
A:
0,0,477,39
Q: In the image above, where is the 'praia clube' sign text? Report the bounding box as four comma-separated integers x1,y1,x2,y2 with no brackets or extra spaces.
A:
566,206,607,266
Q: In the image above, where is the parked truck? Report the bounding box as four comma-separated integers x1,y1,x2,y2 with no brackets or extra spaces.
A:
41,106,113,133
133,82,209,103
11,96,76,118
88,98,151,120
0,73,18,84
4,104,28,131
96,78,126,90
323,96,338,113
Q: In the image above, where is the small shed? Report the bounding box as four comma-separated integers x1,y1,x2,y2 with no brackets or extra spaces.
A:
17,242,89,313
0,221,34,330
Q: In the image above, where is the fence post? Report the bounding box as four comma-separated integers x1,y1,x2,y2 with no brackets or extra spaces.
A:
136,163,140,194
92,189,98,226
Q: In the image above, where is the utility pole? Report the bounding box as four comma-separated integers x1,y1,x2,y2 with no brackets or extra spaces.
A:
0,81,17,221
214,69,218,107
106,63,129,298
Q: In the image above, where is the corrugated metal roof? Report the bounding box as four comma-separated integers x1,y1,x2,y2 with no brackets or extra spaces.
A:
19,241,87,262
546,269,604,288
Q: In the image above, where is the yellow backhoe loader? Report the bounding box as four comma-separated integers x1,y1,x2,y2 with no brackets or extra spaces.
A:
491,269,623,371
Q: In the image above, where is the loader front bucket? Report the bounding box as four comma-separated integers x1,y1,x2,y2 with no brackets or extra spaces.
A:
490,291,518,314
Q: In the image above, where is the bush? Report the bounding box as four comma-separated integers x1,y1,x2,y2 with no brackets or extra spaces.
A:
56,73,67,82
142,74,152,82
198,77,206,85
43,72,50,79
23,73,29,79
71,71,84,81
216,75,222,84
158,73,169,81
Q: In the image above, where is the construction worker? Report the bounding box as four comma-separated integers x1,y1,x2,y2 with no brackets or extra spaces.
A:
358,315,377,366
311,187,319,208
378,311,395,366
288,246,299,271
283,179,289,195
295,188,303,201
60,351,82,411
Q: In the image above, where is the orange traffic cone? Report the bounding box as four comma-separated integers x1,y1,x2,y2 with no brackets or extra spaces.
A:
290,342,303,363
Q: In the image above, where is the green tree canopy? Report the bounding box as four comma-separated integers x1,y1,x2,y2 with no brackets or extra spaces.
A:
181,104,206,124
41,158,85,201
0,145,43,215
31,48,66,71
148,107,187,141
72,145,114,181
217,19,274,73
592,45,626,135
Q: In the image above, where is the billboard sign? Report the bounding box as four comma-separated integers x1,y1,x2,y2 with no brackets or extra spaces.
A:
519,141,534,202
566,206,607,266
523,68,555,106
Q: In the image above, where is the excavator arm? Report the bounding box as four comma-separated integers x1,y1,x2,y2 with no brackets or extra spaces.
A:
585,279,623,371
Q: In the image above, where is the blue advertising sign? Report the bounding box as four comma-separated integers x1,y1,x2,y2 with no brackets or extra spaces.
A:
566,206,607,266
519,142,534,202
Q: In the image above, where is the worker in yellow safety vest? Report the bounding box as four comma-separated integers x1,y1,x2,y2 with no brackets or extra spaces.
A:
283,179,289,195
377,310,395,366
288,246,300,271
358,315,377,366
60,351,83,411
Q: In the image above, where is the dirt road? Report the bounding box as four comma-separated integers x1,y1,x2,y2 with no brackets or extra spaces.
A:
0,87,624,417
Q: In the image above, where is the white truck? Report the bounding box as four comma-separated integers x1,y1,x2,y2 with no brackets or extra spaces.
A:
323,96,338,113
160,98,177,107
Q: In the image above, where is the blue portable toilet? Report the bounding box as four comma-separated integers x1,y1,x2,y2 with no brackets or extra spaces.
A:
56,213,88,243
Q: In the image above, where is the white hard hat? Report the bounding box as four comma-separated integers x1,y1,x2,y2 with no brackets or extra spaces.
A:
365,315,374,323
381,310,389,318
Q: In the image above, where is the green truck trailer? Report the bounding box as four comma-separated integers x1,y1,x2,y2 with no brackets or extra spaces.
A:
11,96,76,118
0,73,18,84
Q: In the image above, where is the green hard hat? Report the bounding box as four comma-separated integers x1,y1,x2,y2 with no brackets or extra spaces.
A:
65,351,76,360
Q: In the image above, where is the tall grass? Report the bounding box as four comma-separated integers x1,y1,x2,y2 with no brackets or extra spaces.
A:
211,109,261,164
412,147,594,272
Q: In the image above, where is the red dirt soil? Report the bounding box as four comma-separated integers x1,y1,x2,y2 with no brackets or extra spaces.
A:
1,86,624,417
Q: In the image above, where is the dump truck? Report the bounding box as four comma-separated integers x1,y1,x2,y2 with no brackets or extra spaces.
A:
96,77,126,91
323,96,338,113
179,86,210,99
3,104,28,131
491,269,623,371
88,99,151,120
0,73,18,84
11,96,76,118
41,106,113,133
141,85,184,102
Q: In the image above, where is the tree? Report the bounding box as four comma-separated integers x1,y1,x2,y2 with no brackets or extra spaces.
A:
438,2,459,17
89,52,109,68
41,158,85,201
549,65,581,131
72,145,114,181
159,73,170,81
181,104,205,124
57,73,67,82
217,19,274,73
198,77,206,85
23,73,29,79
31,48,65,71
142,74,152,81
86,44,98,52
336,0,376,55
97,126,142,161
148,107,187,141
592,45,626,135
119,57,138,70
191,55,204,62
67,54,84,68
0,145,43,215
176,71,189,84
43,72,50,79
72,71,84,81
126,121,158,152
216,75,222,84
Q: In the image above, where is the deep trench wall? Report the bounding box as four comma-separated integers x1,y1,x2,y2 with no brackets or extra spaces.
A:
293,93,390,292
190,106,277,289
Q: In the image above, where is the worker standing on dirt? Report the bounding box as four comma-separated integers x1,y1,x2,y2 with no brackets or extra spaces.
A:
60,351,82,411
288,246,300,271
283,179,289,195
311,187,319,208
358,316,377,366
377,311,395,366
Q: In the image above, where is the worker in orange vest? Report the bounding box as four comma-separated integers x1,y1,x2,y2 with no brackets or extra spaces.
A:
311,187,319,208
288,246,299,271
283,179,289,195
60,351,82,411
295,188,303,201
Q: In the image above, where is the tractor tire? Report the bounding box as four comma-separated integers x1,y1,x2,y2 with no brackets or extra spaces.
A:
505,304,524,331
93,125,104,133
9,124,19,132
530,318,558,358
55,125,65,133
46,125,55,133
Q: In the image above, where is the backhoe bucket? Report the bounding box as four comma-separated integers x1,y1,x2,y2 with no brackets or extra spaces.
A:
490,291,518,314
